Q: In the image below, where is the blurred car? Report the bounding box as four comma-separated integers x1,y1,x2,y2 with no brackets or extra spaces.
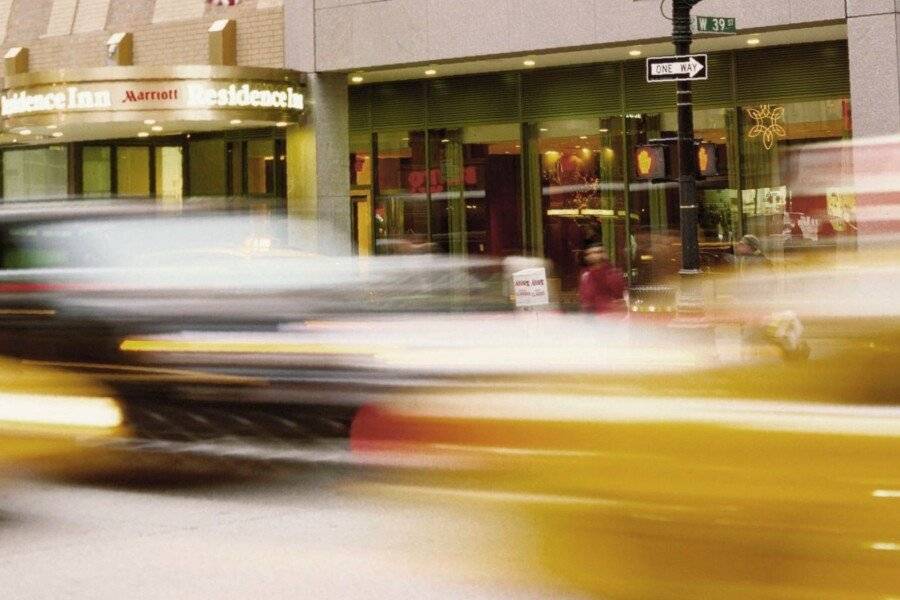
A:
0,201,545,460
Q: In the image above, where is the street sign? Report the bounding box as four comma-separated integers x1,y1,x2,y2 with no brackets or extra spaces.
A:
646,54,708,83
694,16,736,34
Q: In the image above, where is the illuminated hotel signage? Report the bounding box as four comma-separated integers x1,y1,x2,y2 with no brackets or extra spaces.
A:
0,66,306,126
2,82,303,117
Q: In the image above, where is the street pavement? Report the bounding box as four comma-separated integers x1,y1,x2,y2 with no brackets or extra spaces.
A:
0,462,585,600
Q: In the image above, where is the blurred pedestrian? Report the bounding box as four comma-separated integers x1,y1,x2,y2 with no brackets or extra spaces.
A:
578,244,625,314
732,234,773,273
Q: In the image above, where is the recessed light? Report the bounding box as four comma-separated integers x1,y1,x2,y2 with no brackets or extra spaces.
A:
144,119,156,126
514,144,521,148
539,127,549,132
575,145,582,149
351,75,364,83
19,129,31,135
275,121,289,127
719,136,727,141
12,138,17,143
747,38,761,45
151,125,163,132
599,128,609,133
46,124,57,130
51,132,63,138
579,135,588,140
440,138,450,143
424,69,437,76
137,132,150,138
523,59,536,67
230,119,242,125
629,49,642,57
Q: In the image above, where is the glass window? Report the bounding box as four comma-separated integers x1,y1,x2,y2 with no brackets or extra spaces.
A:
739,98,853,258
625,108,735,286
155,146,183,206
537,117,626,294
189,139,227,196
374,131,429,254
82,146,112,197
3,146,69,201
116,146,151,197
429,124,523,257
247,139,276,196
350,132,373,188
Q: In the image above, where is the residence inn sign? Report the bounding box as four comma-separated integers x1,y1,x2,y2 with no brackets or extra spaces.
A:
1,65,305,130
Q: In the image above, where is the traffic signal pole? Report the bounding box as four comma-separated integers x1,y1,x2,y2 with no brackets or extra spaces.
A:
673,0,702,275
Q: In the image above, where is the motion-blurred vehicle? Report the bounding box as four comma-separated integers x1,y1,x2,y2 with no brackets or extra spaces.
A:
0,201,542,460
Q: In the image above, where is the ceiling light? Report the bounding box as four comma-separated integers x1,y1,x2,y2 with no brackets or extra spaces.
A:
144,119,156,126
275,121,289,128
747,38,761,46
599,128,609,133
440,138,450,143
46,124,57,130
424,69,437,76
51,132,63,138
137,132,150,138
579,135,588,140
19,129,31,135
151,125,163,132
539,127,548,132
230,119,242,125
523,59,536,67
575,145,581,149
351,75,364,83
629,49,642,57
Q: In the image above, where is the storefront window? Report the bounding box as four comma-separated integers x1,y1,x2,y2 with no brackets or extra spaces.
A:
82,146,112,197
374,131,429,254
189,139,227,197
537,117,626,294
739,98,853,258
626,108,734,286
428,124,523,257
3,146,68,201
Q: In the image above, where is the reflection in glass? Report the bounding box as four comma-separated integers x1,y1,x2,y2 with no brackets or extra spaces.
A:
247,139,276,196
82,146,112,197
374,131,429,254
3,146,69,201
739,98,853,259
189,139,226,197
538,118,626,294
116,146,151,197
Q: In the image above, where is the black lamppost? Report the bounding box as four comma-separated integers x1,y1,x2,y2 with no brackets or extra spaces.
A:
672,0,703,276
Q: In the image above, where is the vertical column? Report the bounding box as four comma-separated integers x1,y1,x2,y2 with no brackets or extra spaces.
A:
847,2,900,245
847,2,900,137
286,73,351,255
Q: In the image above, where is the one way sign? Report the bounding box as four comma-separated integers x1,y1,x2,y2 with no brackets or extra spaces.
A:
646,54,708,82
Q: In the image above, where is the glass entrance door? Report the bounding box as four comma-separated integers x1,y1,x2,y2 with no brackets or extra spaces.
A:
155,146,184,207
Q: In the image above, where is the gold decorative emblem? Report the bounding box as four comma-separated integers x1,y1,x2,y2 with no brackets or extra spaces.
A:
747,105,786,150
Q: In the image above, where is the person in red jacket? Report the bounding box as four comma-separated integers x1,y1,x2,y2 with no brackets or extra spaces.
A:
578,244,626,314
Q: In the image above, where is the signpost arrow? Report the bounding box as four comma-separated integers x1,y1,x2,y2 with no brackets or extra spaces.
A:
646,54,708,82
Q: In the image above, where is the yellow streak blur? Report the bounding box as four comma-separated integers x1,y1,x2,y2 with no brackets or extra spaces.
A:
0,392,122,430
120,338,378,355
